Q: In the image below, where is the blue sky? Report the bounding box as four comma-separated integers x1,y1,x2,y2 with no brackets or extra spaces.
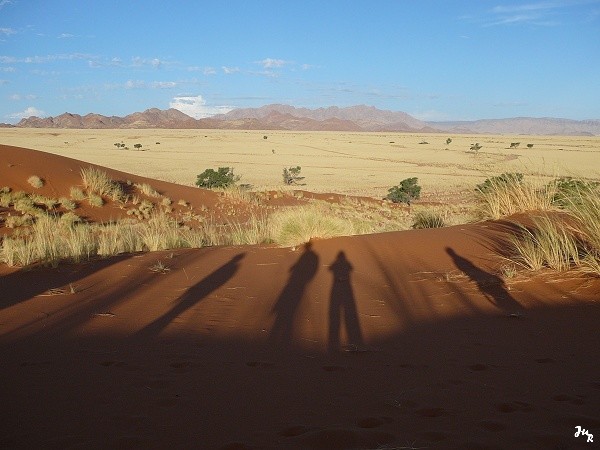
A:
1,0,599,123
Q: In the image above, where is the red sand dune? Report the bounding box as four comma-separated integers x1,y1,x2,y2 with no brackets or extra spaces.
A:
1,145,599,449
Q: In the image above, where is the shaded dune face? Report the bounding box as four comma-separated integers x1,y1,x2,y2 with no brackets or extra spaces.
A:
1,144,599,450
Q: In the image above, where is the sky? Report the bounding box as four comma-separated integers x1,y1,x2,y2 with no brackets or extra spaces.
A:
1,0,599,123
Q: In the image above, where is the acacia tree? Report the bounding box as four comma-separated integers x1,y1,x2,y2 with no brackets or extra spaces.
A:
386,177,421,205
282,166,304,185
195,167,239,189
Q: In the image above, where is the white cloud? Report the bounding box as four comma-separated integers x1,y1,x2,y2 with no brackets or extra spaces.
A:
169,95,233,119
151,81,177,89
258,58,287,69
8,93,36,100
132,57,163,68
0,27,16,35
187,66,217,75
0,0,14,10
123,80,177,89
222,66,240,74
0,66,15,72
58,33,75,39
7,106,46,120
479,0,600,26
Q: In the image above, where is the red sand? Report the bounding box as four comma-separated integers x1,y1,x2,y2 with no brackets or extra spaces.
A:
1,145,599,449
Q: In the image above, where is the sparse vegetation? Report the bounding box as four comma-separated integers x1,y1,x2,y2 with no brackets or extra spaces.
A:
446,138,452,145
509,142,520,149
386,177,421,206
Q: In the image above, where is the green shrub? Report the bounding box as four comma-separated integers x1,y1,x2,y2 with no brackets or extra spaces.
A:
195,167,239,189
476,173,524,194
386,177,421,205
550,177,599,208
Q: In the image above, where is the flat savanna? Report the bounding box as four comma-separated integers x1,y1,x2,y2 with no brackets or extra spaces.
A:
2,128,598,198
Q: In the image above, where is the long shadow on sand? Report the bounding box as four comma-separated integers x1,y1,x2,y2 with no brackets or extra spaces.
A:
328,251,363,352
446,247,522,313
135,253,246,339
269,242,319,347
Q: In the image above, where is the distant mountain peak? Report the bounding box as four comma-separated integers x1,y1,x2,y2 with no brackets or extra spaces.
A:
13,105,600,134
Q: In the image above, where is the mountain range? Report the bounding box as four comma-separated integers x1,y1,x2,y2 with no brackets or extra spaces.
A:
7,104,600,135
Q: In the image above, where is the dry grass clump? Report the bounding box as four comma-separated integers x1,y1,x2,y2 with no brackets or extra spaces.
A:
474,173,556,220
269,205,355,247
80,166,125,201
87,193,104,207
411,209,446,229
27,175,44,188
506,182,600,276
70,186,86,200
508,215,581,272
58,197,77,211
134,182,160,198
1,214,96,267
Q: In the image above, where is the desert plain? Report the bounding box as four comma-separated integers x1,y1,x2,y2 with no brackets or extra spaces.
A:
1,128,599,197
1,129,599,449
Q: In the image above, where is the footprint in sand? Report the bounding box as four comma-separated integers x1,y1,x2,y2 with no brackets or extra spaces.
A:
245,360,274,368
416,407,449,418
535,357,555,364
322,365,349,372
169,361,193,373
279,425,312,437
496,401,533,413
478,420,507,432
355,417,392,429
552,394,586,405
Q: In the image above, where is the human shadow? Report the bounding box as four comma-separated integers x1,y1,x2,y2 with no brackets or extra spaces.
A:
445,247,522,312
269,242,319,347
136,253,246,339
328,251,363,352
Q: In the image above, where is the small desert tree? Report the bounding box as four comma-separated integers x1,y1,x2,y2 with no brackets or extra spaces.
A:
386,177,421,205
446,137,452,145
195,167,239,189
283,166,304,185
470,143,482,153
134,143,143,151
509,142,520,149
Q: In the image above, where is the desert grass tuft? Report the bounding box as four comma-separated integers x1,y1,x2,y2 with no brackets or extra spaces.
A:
475,174,557,220
508,215,581,272
269,205,355,247
27,175,44,188
134,182,161,198
411,209,446,229
80,166,125,201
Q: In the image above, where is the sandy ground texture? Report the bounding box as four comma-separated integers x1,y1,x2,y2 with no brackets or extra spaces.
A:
1,144,599,449
1,128,599,198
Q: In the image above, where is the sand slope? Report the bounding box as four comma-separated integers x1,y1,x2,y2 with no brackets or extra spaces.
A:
1,146,599,449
